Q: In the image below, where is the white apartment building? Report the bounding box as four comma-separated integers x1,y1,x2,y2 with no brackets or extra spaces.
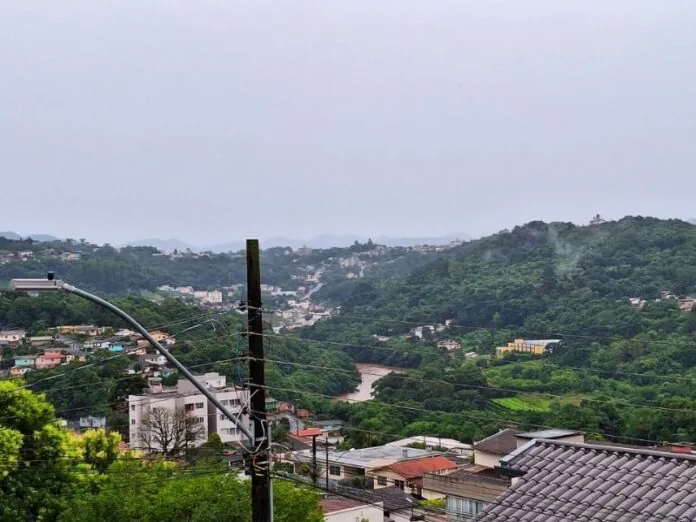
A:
193,290,223,304
129,372,250,452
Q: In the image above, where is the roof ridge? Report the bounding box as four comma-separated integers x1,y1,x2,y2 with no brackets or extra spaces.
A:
474,428,519,446
506,438,696,464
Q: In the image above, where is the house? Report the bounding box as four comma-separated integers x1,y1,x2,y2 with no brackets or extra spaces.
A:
10,366,30,377
56,325,103,336
678,298,696,312
295,408,310,419
320,498,383,522
495,338,561,357
108,343,125,353
295,444,435,483
369,454,458,499
35,352,65,369
277,401,294,414
472,429,520,468
265,397,279,413
148,330,170,342
423,464,510,520
289,427,324,446
330,484,422,522
437,340,461,351
0,329,27,344
79,416,107,429
114,329,138,338
384,436,473,457
83,339,112,350
13,355,37,368
145,354,167,366
478,438,696,521
28,335,54,347
473,428,583,468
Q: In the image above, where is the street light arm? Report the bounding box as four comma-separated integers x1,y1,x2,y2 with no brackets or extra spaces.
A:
59,282,254,441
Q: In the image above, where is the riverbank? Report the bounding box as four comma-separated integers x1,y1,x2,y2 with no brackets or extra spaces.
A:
335,363,405,402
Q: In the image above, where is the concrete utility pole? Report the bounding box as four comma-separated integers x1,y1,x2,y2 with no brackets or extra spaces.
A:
246,240,272,522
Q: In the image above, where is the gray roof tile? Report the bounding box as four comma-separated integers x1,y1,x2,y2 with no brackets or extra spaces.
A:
478,439,696,521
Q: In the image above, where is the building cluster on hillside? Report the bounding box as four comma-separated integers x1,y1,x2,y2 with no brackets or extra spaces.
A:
629,290,696,312
0,325,179,379
157,285,224,305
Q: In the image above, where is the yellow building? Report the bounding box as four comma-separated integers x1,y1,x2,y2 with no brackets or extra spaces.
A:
496,339,560,357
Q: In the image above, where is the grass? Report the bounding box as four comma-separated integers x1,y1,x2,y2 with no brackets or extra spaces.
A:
491,395,553,412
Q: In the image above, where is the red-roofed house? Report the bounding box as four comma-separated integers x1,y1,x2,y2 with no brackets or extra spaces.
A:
295,427,323,438
320,497,383,522
369,455,458,499
289,427,324,446
35,352,65,370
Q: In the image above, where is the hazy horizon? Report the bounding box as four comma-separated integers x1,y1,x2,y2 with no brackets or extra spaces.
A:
3,1,695,245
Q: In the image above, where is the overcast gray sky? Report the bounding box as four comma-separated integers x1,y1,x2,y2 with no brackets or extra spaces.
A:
2,1,695,245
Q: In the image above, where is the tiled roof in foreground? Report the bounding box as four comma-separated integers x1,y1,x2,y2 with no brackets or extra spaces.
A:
477,439,696,522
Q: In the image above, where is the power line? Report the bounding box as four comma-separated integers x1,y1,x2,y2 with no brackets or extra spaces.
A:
258,356,696,415
260,384,680,447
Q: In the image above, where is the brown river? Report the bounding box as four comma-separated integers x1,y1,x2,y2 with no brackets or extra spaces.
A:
335,363,406,402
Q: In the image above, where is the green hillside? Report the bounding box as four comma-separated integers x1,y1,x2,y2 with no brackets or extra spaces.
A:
299,217,696,444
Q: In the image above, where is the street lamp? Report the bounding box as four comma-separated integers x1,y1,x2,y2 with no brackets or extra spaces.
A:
9,275,253,441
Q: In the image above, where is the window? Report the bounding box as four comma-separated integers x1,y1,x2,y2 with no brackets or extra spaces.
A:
185,404,195,412
377,476,387,486
447,497,486,518
195,417,205,424
130,405,135,411
195,402,204,409
220,400,229,406
231,399,241,407
329,465,341,477
394,480,405,491
220,414,226,421
131,419,136,425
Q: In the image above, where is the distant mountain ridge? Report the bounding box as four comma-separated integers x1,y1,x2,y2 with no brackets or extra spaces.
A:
126,233,470,253
0,231,59,242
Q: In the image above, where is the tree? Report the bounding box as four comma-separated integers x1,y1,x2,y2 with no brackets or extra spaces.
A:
80,429,121,473
0,380,84,521
58,461,324,522
139,407,205,457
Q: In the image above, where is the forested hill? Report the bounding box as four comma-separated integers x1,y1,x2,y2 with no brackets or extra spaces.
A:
296,217,696,444
318,217,696,332
0,237,448,295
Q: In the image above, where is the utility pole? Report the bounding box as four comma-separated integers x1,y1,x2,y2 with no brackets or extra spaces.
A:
325,437,330,491
247,239,272,522
312,434,318,485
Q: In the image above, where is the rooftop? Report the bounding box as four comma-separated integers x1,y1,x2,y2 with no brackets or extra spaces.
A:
382,455,457,479
474,429,520,456
294,427,323,438
319,498,366,514
385,436,473,452
297,444,433,468
516,429,582,440
478,439,696,522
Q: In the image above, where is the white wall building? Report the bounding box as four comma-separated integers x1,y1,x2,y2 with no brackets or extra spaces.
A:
193,290,223,304
128,373,250,452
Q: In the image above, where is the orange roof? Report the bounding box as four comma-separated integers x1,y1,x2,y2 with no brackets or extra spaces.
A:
41,352,65,359
386,456,457,479
295,427,323,438
320,498,365,514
